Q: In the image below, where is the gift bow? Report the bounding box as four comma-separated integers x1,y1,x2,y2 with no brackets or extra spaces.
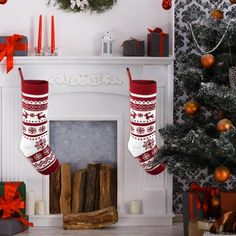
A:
188,183,219,220
0,182,33,227
147,28,167,57
0,34,27,73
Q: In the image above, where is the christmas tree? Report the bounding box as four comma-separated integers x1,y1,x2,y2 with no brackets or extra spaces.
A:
154,2,236,183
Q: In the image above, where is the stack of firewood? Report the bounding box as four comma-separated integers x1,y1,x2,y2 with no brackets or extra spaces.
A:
50,163,118,229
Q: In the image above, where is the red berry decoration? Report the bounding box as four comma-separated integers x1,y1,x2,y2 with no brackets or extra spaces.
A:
0,0,7,4
162,0,172,10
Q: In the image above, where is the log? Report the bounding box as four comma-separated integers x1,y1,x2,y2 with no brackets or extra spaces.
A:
71,169,86,213
63,206,118,229
49,165,61,214
111,168,117,208
84,163,100,212
99,164,112,209
60,163,72,214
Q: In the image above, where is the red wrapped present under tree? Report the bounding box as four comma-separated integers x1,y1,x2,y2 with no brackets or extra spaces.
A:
0,182,33,227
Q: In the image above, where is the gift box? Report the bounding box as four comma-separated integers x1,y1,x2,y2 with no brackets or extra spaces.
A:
122,38,145,56
183,184,219,236
0,215,29,236
0,34,28,73
189,221,204,236
0,182,26,218
147,27,169,57
0,35,28,56
220,192,236,214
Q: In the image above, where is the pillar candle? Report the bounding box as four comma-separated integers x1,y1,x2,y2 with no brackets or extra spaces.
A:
37,15,42,54
35,200,45,215
26,191,35,215
129,200,142,214
51,15,55,54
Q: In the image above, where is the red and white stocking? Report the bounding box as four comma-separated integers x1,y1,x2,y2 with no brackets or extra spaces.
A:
128,77,165,175
19,70,59,175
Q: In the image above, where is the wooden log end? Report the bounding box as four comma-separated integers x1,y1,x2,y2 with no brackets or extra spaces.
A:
63,206,118,230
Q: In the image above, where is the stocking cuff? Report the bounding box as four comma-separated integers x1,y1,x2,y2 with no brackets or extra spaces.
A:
22,80,48,95
130,80,156,95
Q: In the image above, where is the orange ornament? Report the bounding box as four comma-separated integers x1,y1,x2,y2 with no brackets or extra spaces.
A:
214,166,231,183
201,54,215,68
217,119,233,132
211,195,220,208
184,101,200,116
210,9,224,20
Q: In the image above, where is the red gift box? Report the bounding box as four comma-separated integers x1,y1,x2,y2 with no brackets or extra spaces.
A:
0,34,28,73
0,182,33,227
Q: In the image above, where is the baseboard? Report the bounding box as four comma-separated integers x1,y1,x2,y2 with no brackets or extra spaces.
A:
29,213,173,227
173,214,183,223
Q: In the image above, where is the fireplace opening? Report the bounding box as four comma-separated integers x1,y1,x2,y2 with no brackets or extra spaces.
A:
49,120,117,214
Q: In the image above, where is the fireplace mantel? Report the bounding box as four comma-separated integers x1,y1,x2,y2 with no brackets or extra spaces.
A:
0,56,174,227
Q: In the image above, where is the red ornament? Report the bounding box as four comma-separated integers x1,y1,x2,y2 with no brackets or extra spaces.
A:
162,0,172,10
0,0,7,4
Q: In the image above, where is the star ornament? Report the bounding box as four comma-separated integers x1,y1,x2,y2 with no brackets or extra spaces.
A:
70,0,89,11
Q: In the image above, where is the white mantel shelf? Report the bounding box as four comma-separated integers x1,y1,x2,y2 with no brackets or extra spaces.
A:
0,56,175,66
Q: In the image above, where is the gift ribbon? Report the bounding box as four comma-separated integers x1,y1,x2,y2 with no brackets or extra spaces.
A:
0,34,27,73
148,28,167,57
188,183,219,221
0,182,33,227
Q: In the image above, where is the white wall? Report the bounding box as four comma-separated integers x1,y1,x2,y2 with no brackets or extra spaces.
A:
0,0,174,56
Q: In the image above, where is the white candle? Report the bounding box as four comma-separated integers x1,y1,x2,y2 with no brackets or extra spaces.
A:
129,200,142,214
35,200,45,215
26,191,35,215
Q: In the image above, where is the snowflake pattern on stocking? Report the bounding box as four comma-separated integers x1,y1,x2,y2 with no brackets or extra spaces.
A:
34,153,42,161
22,126,26,132
143,138,155,150
136,127,145,134
28,127,37,134
30,113,35,118
39,125,46,133
147,126,154,133
35,138,46,150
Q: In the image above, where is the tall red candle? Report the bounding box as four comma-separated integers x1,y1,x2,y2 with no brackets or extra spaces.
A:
37,15,42,54
51,15,55,54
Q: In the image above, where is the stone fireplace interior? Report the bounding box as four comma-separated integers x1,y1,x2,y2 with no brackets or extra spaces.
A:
0,56,173,226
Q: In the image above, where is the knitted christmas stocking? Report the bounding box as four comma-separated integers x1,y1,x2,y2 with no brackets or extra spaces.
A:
127,70,165,175
19,69,59,175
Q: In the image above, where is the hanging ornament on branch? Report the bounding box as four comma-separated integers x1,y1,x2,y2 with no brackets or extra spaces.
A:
162,0,172,10
201,54,215,68
216,118,233,132
214,166,230,183
210,9,224,20
184,101,200,116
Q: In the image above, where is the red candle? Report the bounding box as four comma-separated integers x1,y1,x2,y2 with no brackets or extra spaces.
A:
51,15,55,54
37,15,42,54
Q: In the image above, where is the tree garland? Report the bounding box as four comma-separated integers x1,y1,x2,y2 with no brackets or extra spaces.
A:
48,0,117,13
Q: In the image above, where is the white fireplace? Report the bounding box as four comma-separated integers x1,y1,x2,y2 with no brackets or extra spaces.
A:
0,56,174,226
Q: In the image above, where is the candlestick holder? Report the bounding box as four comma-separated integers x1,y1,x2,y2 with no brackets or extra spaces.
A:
35,47,46,56
48,47,58,56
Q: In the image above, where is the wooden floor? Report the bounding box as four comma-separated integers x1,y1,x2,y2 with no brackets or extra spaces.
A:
18,224,183,236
